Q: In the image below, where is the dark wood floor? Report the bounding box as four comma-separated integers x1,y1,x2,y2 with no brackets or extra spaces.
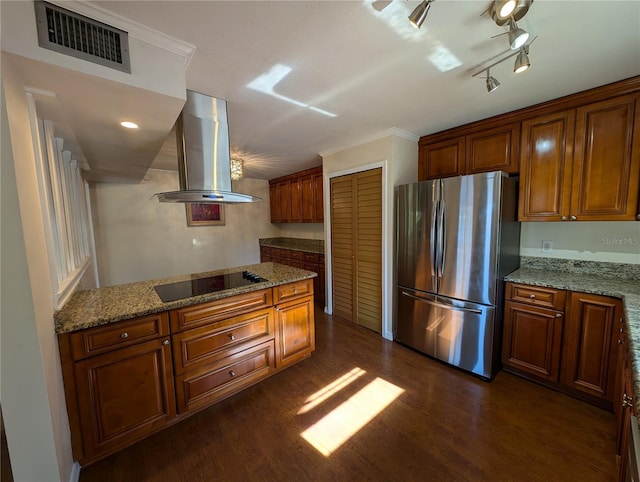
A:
80,307,615,482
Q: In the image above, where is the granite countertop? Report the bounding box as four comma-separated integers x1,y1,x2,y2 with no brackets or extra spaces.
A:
54,262,317,334
259,237,324,255
505,266,640,411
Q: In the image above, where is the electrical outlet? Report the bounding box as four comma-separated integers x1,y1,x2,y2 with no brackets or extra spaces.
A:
541,240,553,253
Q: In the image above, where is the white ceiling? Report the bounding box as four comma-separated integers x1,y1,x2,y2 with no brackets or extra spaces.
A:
7,1,640,181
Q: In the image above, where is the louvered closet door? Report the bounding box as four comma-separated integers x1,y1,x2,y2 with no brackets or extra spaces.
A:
330,168,382,333
330,175,355,321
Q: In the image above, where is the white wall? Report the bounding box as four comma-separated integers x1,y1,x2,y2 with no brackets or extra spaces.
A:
91,170,281,286
277,223,324,240
1,54,73,482
322,130,418,340
521,221,640,264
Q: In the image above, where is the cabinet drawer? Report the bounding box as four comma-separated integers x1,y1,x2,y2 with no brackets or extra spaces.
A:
172,308,274,375
175,341,275,414
69,313,169,361
274,279,314,304
506,283,566,310
170,289,272,333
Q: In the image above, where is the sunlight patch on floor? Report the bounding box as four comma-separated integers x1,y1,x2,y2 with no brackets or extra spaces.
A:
298,367,366,415
301,377,404,456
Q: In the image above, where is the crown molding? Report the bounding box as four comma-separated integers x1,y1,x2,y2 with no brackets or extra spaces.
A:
319,127,419,158
45,1,196,68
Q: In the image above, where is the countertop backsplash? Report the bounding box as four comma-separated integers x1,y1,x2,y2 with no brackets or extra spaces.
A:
519,256,640,281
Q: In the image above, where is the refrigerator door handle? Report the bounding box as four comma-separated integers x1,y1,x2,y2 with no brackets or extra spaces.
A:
439,200,446,278
400,291,483,315
430,199,438,279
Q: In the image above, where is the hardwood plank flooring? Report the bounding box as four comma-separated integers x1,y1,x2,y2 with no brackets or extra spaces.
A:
80,307,615,481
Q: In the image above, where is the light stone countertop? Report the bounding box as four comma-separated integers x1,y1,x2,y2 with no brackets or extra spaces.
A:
54,262,316,334
505,267,640,411
259,237,324,255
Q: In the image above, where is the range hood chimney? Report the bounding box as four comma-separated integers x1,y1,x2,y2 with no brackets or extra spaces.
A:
155,90,259,203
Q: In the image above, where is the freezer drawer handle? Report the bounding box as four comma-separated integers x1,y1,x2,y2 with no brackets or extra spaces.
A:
400,291,482,315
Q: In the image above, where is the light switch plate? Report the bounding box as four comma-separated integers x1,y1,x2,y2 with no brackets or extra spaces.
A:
541,240,553,253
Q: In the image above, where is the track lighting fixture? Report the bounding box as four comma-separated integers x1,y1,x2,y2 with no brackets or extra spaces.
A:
514,47,530,73
489,0,534,26
485,69,500,93
508,18,529,49
408,0,434,29
471,37,535,92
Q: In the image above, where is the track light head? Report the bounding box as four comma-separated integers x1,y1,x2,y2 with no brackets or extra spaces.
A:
514,47,530,73
508,19,529,49
489,0,534,26
409,0,432,29
486,70,500,93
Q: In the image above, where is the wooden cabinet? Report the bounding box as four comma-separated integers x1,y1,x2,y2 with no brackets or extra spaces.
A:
502,284,565,382
269,166,323,223
418,122,519,180
615,315,637,481
519,110,575,221
503,283,622,408
275,283,315,368
58,313,175,465
561,292,622,403
519,94,640,221
59,281,316,466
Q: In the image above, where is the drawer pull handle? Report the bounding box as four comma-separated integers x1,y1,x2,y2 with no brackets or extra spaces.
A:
120,332,129,339
529,294,536,299
229,371,236,377
162,340,169,346
556,313,562,318
229,334,235,341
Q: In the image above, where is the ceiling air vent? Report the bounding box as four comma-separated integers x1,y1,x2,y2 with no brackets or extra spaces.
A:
34,1,131,73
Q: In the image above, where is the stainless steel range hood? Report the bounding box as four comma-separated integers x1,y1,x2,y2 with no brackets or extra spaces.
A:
155,90,259,203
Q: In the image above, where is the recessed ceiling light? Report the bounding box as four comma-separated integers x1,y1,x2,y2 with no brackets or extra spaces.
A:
120,121,139,129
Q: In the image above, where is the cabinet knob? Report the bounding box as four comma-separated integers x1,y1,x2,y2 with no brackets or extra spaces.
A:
529,294,536,299
229,334,235,341
637,214,640,220
620,328,625,334
618,339,623,344
162,339,169,346
120,332,129,339
229,371,236,377
275,307,280,311
621,318,625,323
294,288,298,294
556,313,562,318
561,216,567,221
570,215,577,221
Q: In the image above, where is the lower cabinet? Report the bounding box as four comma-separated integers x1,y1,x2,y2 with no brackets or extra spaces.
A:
503,282,622,408
616,327,636,481
59,281,315,466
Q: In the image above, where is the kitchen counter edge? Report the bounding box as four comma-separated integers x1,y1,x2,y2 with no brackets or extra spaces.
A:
54,262,317,334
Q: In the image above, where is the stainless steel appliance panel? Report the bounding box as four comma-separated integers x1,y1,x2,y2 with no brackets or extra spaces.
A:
437,172,501,305
396,288,495,379
396,180,439,295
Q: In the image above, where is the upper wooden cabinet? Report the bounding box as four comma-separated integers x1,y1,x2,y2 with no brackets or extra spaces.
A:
520,94,640,221
269,166,323,223
418,122,520,180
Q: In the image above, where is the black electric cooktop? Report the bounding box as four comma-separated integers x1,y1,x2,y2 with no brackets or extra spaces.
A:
154,271,268,303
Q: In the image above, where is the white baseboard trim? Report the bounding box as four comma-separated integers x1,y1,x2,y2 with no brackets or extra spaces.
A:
69,461,80,482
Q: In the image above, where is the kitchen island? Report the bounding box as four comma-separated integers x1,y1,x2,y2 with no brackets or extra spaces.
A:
54,263,317,466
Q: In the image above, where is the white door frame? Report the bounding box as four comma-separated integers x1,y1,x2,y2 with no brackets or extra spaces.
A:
323,160,391,340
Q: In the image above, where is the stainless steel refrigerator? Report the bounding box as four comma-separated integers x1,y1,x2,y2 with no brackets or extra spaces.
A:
395,171,520,380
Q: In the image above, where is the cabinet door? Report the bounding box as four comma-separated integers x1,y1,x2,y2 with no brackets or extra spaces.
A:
466,123,520,174
519,110,575,221
317,260,325,306
290,178,303,222
278,181,291,222
502,301,563,382
313,172,324,222
300,174,314,222
74,338,175,461
276,295,315,368
418,137,465,180
269,184,280,223
561,292,622,402
571,94,640,221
